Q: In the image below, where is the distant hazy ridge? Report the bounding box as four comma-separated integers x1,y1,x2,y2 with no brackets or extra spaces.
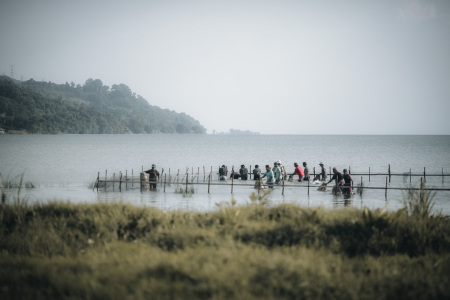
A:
0,76,206,134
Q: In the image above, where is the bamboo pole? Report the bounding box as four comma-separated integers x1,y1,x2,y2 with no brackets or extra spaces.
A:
119,172,122,192
385,177,387,199
258,179,261,195
443,168,444,184
203,166,206,182
334,176,338,195
420,177,423,201
282,177,285,196
307,177,310,195
360,176,363,195
125,170,128,190
231,167,234,194
164,173,166,193
388,164,391,183
96,172,99,192
105,170,107,192
208,173,211,194
369,167,370,182
197,167,200,183
132,169,134,188
410,168,412,183
185,172,188,194
113,173,115,191
313,167,316,180
250,165,252,179
424,167,426,183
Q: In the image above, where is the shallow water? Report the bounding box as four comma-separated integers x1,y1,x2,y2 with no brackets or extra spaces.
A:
1,134,449,214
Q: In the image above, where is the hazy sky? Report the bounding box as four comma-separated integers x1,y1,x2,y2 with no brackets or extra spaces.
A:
1,0,449,134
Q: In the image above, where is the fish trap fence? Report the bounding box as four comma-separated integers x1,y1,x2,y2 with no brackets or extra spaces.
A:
93,165,450,199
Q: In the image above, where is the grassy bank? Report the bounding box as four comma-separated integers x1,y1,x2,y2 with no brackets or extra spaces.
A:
0,191,449,299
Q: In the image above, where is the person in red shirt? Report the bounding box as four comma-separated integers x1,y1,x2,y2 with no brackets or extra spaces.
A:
290,162,305,182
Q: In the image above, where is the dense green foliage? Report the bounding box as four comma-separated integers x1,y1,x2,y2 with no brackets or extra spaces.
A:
0,192,449,299
0,76,206,134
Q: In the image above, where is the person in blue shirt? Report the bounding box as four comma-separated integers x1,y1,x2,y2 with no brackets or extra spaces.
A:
261,164,275,188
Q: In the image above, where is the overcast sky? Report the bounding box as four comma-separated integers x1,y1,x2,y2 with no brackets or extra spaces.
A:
1,0,449,134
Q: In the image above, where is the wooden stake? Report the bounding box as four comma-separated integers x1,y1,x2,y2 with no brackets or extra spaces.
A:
335,176,338,195
420,177,423,201
410,168,412,183
125,170,128,190
385,177,387,199
208,173,211,194
388,164,391,183
424,167,426,183
105,170,107,192
282,177,285,196
113,173,115,191
231,167,234,194
307,178,310,195
164,173,166,193
369,167,371,182
119,172,122,192
360,176,363,195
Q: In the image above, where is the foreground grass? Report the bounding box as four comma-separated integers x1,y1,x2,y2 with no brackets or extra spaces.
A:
0,195,449,299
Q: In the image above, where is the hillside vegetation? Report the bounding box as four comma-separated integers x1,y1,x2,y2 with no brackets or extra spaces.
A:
0,189,449,299
0,76,206,134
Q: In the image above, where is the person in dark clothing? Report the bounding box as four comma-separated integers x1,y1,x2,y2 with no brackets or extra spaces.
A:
253,165,261,180
145,164,160,189
219,165,228,180
342,169,353,195
314,162,328,181
302,162,310,181
230,169,241,179
326,167,344,192
239,165,248,180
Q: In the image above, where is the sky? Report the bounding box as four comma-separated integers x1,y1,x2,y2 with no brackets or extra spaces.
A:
1,0,449,134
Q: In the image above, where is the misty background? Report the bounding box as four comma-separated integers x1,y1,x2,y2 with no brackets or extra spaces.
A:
1,0,449,134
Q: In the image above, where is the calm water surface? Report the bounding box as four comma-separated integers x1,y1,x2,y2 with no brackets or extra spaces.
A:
1,134,449,214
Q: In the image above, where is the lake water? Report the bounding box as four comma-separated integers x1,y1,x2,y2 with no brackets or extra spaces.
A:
1,134,450,214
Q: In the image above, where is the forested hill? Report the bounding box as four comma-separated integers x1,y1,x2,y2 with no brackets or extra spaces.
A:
0,76,206,134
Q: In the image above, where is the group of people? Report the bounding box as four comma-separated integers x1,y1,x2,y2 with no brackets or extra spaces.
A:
143,162,354,195
325,167,354,195
219,162,354,195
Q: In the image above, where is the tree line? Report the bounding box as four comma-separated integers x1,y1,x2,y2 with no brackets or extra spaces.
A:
0,76,206,134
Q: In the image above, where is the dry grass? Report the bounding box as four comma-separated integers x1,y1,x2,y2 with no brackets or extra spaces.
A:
0,189,449,299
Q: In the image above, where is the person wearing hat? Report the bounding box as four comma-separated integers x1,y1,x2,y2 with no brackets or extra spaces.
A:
144,164,160,189
314,162,328,181
239,164,248,180
277,160,287,180
273,162,281,184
